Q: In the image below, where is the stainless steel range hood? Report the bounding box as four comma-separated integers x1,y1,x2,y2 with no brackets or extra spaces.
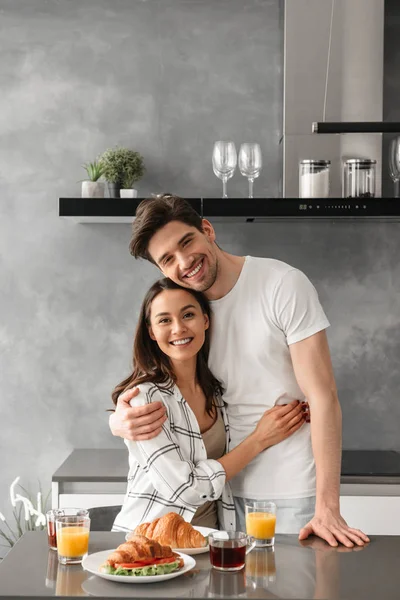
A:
59,197,400,223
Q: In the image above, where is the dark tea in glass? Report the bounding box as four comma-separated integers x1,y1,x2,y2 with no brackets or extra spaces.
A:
210,542,246,570
209,531,255,572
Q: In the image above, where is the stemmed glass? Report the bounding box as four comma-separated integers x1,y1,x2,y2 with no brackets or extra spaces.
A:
239,143,262,198
389,137,400,198
212,141,237,198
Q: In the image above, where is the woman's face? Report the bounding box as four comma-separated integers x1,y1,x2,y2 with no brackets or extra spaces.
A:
148,289,209,363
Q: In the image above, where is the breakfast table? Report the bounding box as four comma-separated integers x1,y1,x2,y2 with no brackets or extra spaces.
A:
0,531,399,599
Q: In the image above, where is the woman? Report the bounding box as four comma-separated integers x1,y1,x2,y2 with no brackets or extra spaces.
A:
112,278,306,532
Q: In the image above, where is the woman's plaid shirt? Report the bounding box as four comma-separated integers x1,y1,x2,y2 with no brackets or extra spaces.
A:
113,382,236,532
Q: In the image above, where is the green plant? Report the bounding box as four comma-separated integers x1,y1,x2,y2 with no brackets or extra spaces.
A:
99,146,145,187
0,477,50,555
82,160,105,182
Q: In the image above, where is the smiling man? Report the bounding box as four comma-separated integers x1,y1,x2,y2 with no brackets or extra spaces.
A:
109,194,369,548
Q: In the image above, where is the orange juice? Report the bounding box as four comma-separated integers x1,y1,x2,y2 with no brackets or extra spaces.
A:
57,526,89,558
246,512,276,539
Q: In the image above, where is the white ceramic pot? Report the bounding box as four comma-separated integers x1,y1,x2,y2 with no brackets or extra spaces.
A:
81,181,105,198
119,188,138,198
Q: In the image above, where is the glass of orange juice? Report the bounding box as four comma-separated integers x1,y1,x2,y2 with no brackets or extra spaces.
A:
245,501,276,547
56,515,91,565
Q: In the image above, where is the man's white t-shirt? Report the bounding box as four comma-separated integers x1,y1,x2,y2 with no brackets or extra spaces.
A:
208,256,330,499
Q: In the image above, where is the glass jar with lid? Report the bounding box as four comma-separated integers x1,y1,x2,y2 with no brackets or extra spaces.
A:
343,159,376,198
299,160,330,198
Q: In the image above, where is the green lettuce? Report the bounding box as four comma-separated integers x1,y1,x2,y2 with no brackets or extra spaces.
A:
101,560,180,577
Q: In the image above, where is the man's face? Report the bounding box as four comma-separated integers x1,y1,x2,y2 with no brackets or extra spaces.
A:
148,220,219,293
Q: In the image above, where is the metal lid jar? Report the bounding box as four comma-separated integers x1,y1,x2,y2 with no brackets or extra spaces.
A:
299,160,330,198
343,159,376,198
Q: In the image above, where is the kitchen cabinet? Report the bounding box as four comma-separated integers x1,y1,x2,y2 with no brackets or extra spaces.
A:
340,494,400,535
52,449,127,511
52,449,400,534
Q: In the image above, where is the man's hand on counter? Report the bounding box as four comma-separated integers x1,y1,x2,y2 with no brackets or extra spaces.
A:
109,387,167,441
298,507,370,548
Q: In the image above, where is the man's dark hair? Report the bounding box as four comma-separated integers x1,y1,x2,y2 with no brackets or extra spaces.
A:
129,194,203,264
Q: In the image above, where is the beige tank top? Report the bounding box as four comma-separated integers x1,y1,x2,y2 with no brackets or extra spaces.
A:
192,409,226,529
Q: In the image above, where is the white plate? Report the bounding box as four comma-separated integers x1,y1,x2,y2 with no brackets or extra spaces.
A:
82,549,196,584
125,525,218,556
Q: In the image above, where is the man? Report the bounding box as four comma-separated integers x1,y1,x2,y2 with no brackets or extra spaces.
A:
110,194,369,548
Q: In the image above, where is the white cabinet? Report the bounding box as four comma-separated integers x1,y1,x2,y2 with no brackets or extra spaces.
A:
58,493,125,510
52,481,126,509
340,484,400,534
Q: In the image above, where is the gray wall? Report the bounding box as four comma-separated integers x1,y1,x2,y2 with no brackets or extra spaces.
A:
0,0,282,534
1,0,400,545
383,0,400,196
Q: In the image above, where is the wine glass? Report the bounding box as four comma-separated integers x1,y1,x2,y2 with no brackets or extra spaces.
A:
239,143,262,198
388,137,400,198
212,141,237,198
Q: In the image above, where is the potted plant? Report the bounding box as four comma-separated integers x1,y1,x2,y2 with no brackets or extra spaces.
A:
100,146,145,198
81,160,105,198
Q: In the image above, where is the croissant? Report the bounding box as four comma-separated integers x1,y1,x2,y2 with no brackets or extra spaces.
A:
131,512,207,549
105,534,183,569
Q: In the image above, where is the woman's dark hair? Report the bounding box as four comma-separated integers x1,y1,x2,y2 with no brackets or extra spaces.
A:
111,278,223,416
129,194,203,264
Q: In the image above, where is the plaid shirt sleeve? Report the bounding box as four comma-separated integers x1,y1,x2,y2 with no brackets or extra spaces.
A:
126,384,227,509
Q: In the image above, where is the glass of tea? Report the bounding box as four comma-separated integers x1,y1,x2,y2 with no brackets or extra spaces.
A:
209,531,255,571
46,508,89,551
245,501,276,547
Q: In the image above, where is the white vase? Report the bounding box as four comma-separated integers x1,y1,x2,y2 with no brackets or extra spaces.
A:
81,181,105,198
119,188,138,198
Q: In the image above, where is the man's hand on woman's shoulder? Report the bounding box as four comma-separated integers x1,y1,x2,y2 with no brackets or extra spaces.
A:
109,387,167,441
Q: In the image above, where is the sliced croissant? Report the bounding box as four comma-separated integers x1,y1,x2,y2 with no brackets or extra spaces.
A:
131,513,207,549
105,534,183,569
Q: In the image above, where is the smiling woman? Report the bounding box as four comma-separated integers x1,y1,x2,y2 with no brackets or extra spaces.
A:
111,278,221,419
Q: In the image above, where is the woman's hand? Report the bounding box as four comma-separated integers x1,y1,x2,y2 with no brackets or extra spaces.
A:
251,400,307,451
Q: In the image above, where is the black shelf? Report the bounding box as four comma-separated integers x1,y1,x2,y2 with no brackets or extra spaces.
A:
59,197,400,223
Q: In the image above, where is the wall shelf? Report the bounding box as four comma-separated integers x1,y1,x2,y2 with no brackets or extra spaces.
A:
59,197,400,223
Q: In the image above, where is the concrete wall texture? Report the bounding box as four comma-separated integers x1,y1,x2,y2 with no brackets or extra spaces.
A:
0,0,399,541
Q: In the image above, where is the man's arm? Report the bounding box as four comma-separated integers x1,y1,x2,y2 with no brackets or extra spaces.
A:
109,387,167,441
289,330,370,547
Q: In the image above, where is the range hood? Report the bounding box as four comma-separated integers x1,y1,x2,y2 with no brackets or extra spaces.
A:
59,197,400,223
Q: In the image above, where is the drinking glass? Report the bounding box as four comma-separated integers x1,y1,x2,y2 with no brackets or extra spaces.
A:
56,514,91,565
245,501,276,547
212,141,237,198
389,137,400,198
46,508,89,551
208,531,255,571
238,143,262,198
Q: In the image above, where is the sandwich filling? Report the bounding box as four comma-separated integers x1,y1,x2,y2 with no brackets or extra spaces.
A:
101,556,181,577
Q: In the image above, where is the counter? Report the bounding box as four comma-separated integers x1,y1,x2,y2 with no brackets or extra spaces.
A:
52,450,400,535
0,532,399,599
53,449,400,484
